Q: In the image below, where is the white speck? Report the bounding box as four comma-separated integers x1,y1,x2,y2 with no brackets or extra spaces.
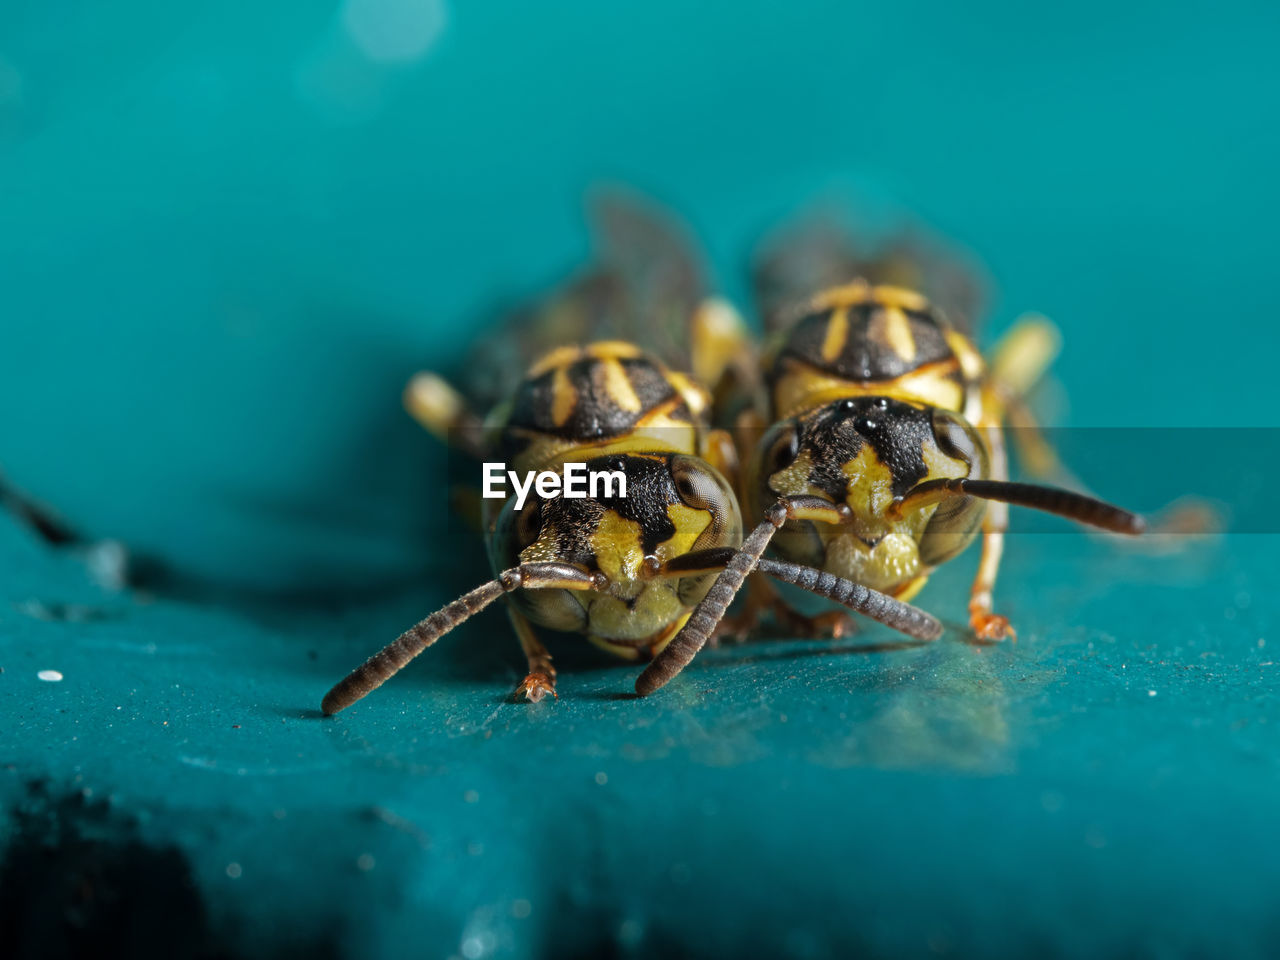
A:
1259,639,1266,649
1148,690,1157,697
342,0,447,63
460,937,484,960
463,789,479,803
511,899,532,919
226,862,243,879
594,771,608,786
356,853,375,871
38,670,63,682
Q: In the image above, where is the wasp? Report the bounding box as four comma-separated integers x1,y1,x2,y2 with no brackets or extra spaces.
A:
321,222,944,712
637,272,1147,695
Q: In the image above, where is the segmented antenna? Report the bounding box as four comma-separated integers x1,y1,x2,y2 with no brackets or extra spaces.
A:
322,562,599,715
891,478,1144,534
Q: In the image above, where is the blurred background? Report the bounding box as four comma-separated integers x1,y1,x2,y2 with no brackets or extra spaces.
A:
3,4,1279,959
3,0,1276,596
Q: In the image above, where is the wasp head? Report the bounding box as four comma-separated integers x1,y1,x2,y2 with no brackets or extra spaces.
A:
749,396,989,592
490,453,742,650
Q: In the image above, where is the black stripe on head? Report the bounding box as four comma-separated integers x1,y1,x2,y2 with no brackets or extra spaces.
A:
799,397,933,499
539,454,681,562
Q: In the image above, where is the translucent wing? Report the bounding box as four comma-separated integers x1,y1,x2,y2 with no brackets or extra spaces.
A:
459,190,708,409
751,201,989,334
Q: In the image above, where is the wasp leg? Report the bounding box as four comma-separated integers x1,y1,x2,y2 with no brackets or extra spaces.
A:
404,372,488,459
965,320,1059,643
701,428,740,492
969,396,1015,642
988,313,1060,403
690,298,751,391
983,313,1062,478
509,608,557,703
692,298,768,431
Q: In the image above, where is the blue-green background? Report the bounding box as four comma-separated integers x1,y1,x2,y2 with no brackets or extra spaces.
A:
1,2,1277,958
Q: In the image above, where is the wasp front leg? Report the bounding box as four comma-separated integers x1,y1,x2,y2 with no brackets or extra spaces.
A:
968,413,1015,642
508,608,557,702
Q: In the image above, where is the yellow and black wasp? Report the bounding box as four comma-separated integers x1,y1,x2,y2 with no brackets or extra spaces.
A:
320,201,941,713
637,218,1147,694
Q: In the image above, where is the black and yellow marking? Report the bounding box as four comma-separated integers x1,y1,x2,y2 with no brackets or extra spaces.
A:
637,278,1146,695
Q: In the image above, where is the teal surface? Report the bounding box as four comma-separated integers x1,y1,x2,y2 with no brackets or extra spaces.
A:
2,1,1279,957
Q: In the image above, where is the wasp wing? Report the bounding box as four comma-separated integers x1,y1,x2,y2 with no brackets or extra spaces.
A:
458,190,709,411
751,201,989,335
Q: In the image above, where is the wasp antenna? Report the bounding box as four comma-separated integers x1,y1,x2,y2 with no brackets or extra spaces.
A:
637,497,823,696
754,558,942,640
892,478,1144,535
657,548,940,640
321,562,599,715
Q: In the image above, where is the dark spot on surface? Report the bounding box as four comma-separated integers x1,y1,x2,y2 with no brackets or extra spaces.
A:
0,782,229,960
0,782,338,960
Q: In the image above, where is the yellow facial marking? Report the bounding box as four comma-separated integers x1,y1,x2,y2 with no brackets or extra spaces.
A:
821,307,850,363
600,358,643,413
822,531,922,593
876,305,917,362
659,503,712,562
768,449,817,498
551,364,577,427
590,511,646,582
921,438,970,483
841,445,896,519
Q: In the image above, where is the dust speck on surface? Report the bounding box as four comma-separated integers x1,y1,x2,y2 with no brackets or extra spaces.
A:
37,670,63,682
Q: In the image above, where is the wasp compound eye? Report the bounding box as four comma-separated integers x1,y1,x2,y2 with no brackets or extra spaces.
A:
764,422,801,474
930,409,981,468
515,499,543,547
669,455,723,511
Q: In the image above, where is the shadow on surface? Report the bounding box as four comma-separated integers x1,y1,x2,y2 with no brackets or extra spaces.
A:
0,781,340,960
